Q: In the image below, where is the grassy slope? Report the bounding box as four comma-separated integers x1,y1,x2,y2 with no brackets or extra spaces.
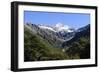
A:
24,25,90,61
24,26,69,61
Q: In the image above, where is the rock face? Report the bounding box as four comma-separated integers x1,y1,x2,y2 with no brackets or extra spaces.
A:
62,24,90,47
25,23,76,42
25,23,90,48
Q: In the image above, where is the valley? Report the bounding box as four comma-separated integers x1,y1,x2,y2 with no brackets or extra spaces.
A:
24,23,90,61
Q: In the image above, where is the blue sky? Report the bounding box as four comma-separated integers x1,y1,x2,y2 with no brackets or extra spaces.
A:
24,11,90,29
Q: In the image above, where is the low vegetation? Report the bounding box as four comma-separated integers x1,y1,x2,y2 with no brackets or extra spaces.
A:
24,24,90,61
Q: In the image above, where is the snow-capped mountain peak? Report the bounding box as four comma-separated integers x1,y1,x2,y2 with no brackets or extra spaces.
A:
38,23,74,33
54,23,73,32
26,23,76,41
55,23,64,28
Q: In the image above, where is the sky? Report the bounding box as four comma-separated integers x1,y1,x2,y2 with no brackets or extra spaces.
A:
24,11,90,29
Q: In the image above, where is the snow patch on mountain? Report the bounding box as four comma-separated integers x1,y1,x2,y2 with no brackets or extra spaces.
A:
37,23,75,33
38,25,56,32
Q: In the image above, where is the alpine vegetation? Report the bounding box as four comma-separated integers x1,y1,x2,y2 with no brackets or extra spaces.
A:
24,22,90,61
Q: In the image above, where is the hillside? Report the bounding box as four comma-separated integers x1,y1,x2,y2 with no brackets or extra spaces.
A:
24,25,69,61
24,23,90,61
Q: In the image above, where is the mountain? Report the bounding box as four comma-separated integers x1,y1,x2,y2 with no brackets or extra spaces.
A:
25,23,76,47
24,23,90,61
24,24,69,61
60,24,90,59
54,23,76,41
77,24,90,32
54,23,70,32
62,24,90,47
25,23,63,48
25,23,90,48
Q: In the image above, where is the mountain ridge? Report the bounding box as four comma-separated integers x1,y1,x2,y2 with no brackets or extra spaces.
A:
24,23,90,61
25,23,90,48
25,23,76,42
